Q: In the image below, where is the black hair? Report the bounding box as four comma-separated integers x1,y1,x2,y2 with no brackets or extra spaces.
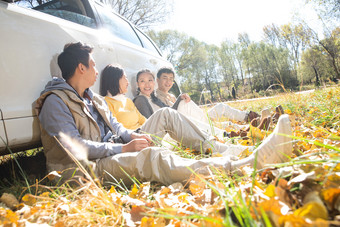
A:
156,67,175,79
57,42,93,81
135,69,158,102
136,69,154,82
100,64,124,96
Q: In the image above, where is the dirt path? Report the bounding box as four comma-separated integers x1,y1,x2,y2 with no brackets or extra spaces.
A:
202,89,315,107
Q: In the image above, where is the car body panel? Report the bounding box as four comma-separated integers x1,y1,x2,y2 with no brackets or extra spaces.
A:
0,0,173,154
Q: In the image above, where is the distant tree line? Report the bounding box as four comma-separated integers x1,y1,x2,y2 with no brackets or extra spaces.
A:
147,0,339,103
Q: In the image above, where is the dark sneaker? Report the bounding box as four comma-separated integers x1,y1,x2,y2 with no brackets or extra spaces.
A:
276,105,284,115
247,111,260,122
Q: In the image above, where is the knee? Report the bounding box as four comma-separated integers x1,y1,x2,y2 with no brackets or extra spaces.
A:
156,107,175,118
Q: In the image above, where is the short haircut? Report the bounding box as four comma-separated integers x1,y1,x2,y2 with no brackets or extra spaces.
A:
156,67,175,79
100,64,124,96
57,42,93,81
136,69,154,82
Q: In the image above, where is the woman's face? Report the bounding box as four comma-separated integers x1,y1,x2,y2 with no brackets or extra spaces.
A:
119,73,129,94
137,72,155,97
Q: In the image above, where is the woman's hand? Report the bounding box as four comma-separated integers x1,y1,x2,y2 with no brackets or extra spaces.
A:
180,93,191,103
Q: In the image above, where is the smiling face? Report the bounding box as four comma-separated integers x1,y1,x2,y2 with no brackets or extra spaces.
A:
137,72,155,97
157,72,174,93
119,73,129,94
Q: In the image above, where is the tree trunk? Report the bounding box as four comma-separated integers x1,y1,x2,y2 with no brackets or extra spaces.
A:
313,66,320,87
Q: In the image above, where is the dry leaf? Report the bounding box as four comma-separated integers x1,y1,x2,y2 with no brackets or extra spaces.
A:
264,184,276,198
247,125,265,140
321,188,340,211
141,217,155,227
129,184,139,198
0,193,19,210
294,191,328,221
21,194,37,206
130,205,146,222
47,171,61,181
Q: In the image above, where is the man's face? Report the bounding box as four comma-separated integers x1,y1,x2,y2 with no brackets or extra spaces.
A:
157,73,174,93
84,54,98,87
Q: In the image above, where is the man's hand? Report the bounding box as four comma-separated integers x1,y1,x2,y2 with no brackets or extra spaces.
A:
122,138,150,153
180,93,191,103
131,132,153,144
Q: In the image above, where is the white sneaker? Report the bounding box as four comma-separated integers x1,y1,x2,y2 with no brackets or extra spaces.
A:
254,114,293,169
204,138,249,156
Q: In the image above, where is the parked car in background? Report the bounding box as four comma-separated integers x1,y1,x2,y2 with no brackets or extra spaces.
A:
0,0,178,155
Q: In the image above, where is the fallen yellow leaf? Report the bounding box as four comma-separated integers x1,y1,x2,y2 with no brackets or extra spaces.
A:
22,194,37,206
294,201,328,221
264,184,276,198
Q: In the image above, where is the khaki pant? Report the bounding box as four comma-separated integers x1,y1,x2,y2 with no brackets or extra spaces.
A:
177,100,226,137
208,103,248,122
96,147,232,185
96,108,237,185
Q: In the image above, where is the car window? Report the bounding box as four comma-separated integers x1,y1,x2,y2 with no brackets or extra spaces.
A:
94,2,142,47
40,9,96,28
135,29,162,56
33,0,96,28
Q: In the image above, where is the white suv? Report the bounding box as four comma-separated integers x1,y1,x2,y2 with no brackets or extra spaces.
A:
0,0,175,154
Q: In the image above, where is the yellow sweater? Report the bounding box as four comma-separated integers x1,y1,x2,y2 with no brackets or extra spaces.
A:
105,95,146,130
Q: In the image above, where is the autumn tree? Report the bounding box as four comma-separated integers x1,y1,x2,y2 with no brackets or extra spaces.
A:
306,0,340,22
219,40,238,93
15,0,173,29
238,33,254,93
317,28,340,80
147,30,188,65
299,45,327,86
101,0,173,29
245,42,297,92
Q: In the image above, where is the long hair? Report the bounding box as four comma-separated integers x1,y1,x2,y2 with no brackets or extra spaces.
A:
135,69,158,102
100,64,124,96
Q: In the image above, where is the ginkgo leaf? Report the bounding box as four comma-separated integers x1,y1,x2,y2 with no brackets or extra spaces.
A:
22,194,37,206
140,217,155,227
321,188,340,210
256,198,283,216
3,209,19,225
279,214,308,226
264,184,276,198
129,184,139,198
294,201,328,221
248,125,265,140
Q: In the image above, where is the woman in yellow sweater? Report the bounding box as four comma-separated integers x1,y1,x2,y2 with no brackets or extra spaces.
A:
100,65,146,130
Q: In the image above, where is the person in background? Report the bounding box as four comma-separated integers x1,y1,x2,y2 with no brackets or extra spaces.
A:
232,86,236,100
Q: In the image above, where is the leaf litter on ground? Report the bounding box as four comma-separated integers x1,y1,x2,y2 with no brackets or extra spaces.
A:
1,86,340,226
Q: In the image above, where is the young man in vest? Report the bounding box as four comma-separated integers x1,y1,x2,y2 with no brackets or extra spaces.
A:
36,42,293,186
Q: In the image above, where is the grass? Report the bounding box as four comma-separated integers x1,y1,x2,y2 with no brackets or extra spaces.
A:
1,86,340,226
